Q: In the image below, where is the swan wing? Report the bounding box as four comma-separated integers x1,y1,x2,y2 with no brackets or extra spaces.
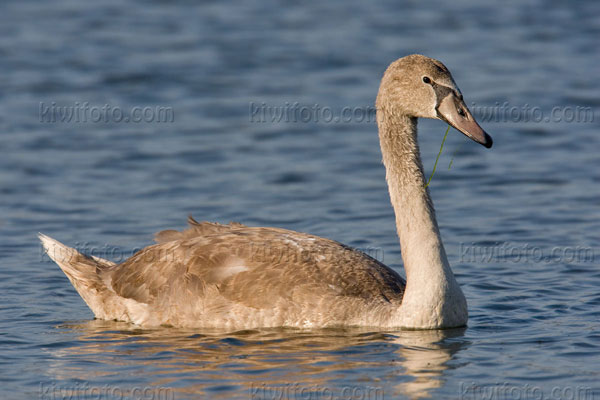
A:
105,221,406,325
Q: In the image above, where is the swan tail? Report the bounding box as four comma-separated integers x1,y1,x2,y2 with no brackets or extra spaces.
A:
39,233,116,318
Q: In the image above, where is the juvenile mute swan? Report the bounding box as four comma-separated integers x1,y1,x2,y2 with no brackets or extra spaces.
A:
40,55,492,330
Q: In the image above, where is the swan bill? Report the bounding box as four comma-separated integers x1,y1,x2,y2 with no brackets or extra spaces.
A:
436,92,493,148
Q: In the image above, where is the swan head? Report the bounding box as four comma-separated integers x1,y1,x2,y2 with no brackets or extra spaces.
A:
377,54,493,148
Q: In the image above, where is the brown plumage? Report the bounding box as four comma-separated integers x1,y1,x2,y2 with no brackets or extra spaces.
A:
40,54,492,330
125,217,405,308
40,217,406,329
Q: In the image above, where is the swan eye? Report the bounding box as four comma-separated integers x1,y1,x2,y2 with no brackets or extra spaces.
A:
422,76,431,84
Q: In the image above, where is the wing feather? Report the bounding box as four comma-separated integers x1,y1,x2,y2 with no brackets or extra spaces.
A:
108,218,406,317
153,216,247,244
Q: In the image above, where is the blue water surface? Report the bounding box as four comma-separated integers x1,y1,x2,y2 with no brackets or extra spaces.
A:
1,0,599,399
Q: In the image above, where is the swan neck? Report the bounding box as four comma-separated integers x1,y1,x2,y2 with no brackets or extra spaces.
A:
377,111,447,276
377,108,467,328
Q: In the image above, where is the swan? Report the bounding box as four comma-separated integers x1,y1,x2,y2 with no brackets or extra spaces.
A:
40,55,492,330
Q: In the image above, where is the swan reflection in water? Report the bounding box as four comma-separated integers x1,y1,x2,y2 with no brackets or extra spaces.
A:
44,322,467,399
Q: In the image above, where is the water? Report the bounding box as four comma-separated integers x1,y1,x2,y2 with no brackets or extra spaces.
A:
1,0,599,399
